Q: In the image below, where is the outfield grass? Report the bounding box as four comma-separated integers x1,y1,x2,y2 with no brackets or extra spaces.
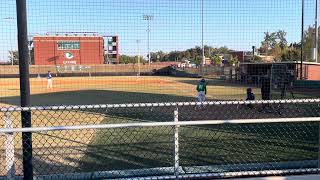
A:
0,76,319,177
1,76,249,106
0,76,315,107
80,111,319,174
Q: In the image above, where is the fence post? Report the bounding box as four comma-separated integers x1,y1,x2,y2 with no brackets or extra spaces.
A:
174,108,179,179
16,0,33,179
318,123,320,170
5,112,15,180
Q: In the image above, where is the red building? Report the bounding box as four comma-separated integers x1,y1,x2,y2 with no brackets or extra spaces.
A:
230,51,245,62
34,34,119,65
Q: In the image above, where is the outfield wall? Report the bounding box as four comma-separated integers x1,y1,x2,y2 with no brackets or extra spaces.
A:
0,63,175,77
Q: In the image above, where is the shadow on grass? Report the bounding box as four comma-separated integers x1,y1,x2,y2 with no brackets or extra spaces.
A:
177,79,251,88
2,89,195,106
178,79,318,98
1,90,319,176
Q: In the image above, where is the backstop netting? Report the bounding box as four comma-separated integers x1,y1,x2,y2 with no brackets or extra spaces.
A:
0,0,320,179
0,0,319,107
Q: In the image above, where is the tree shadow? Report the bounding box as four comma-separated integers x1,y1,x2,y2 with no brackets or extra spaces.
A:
2,90,319,177
2,89,195,107
177,79,251,88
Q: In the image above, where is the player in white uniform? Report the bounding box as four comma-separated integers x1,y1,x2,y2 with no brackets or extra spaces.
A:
47,71,53,89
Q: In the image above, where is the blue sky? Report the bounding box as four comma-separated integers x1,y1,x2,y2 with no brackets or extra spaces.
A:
0,0,317,61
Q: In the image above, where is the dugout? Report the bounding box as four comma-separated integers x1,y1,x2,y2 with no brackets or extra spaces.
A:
238,62,300,84
238,61,320,83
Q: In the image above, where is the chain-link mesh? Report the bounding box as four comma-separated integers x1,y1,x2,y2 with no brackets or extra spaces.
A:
0,0,319,107
0,99,320,179
1,0,320,179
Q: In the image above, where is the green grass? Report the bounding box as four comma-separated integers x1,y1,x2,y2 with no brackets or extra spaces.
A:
1,76,319,177
78,103,320,175
80,118,319,173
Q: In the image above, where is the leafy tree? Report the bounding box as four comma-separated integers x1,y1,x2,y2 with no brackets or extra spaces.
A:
302,26,320,62
194,56,201,67
213,55,222,65
229,55,238,66
274,26,320,63
260,30,288,58
30,47,34,65
168,51,180,61
8,50,19,65
182,51,191,59
260,32,277,55
7,49,34,65
280,48,300,62
277,30,287,50
119,55,146,64
252,55,262,62
150,51,167,62
215,46,230,54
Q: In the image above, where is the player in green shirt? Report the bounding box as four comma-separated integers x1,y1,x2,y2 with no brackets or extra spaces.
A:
196,79,207,108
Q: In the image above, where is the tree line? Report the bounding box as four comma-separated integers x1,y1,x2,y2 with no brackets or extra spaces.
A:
119,26,319,65
6,26,319,65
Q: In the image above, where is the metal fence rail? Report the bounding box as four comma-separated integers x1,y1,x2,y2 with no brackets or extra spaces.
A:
0,99,320,179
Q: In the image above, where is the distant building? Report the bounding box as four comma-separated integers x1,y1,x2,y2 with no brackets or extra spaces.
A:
205,57,212,65
230,51,275,63
230,51,246,62
104,36,119,64
33,33,119,65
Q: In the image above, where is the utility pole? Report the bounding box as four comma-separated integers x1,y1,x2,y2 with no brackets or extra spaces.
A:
3,17,15,66
143,15,153,66
201,0,205,67
16,0,33,179
11,52,14,66
315,0,318,62
137,40,141,76
301,0,304,80
252,46,255,62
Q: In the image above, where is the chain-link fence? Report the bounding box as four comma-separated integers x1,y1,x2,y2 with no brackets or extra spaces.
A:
1,0,320,179
0,99,320,179
1,0,320,107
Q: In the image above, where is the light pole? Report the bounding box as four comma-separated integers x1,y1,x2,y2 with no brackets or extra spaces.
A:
137,40,141,76
300,0,304,80
314,0,318,62
252,46,255,62
143,15,153,66
201,0,205,67
3,17,15,65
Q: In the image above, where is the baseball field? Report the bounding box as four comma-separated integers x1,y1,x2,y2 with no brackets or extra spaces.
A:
0,76,319,177
0,75,316,107
0,76,251,107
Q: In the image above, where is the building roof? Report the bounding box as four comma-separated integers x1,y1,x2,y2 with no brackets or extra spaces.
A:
32,32,117,38
240,61,320,66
